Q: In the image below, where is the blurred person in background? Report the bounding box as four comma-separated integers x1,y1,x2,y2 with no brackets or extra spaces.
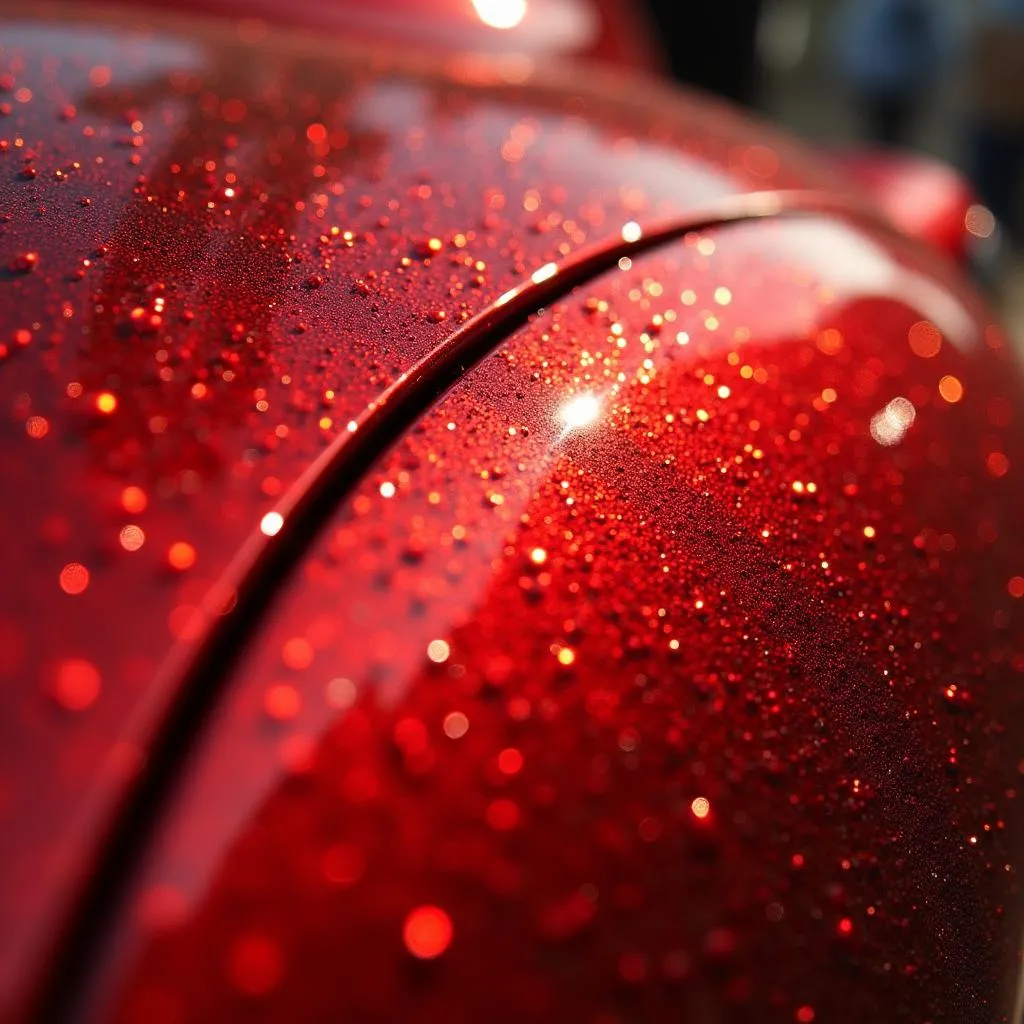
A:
967,0,1024,244
831,0,954,147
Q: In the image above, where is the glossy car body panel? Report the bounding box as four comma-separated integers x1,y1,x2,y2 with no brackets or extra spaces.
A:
0,5,863,1013
0,4,1021,1023
83,216,1024,1023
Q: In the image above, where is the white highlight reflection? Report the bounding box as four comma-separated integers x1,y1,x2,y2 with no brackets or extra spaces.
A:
531,261,558,284
472,0,527,30
621,221,642,243
559,393,601,432
260,511,285,536
870,396,916,447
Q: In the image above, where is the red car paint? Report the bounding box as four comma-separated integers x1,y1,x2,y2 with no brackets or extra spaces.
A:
0,3,1020,1023
834,149,982,265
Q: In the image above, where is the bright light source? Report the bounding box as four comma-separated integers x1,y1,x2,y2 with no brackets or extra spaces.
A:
472,0,527,30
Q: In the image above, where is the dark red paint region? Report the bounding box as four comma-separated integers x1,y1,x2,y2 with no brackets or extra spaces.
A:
0,8,859,1007
90,218,1023,1023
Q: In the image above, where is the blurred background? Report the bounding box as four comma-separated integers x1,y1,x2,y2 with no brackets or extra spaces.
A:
646,0,969,156
640,0,1024,333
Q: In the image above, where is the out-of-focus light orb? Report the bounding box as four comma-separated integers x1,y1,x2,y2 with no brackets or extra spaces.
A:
559,393,601,432
119,524,145,552
621,220,642,243
95,391,117,414
939,374,964,404
403,905,453,959
870,396,916,447
167,542,196,571
260,511,284,536
908,319,942,359
427,639,451,663
965,203,996,239
59,562,90,595
472,0,527,30
443,711,469,739
326,677,357,710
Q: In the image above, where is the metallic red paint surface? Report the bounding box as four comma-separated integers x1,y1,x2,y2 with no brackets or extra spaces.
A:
0,4,1021,1023
88,218,1024,1024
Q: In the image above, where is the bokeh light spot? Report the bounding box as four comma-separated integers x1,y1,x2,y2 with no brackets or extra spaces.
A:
403,906,453,959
